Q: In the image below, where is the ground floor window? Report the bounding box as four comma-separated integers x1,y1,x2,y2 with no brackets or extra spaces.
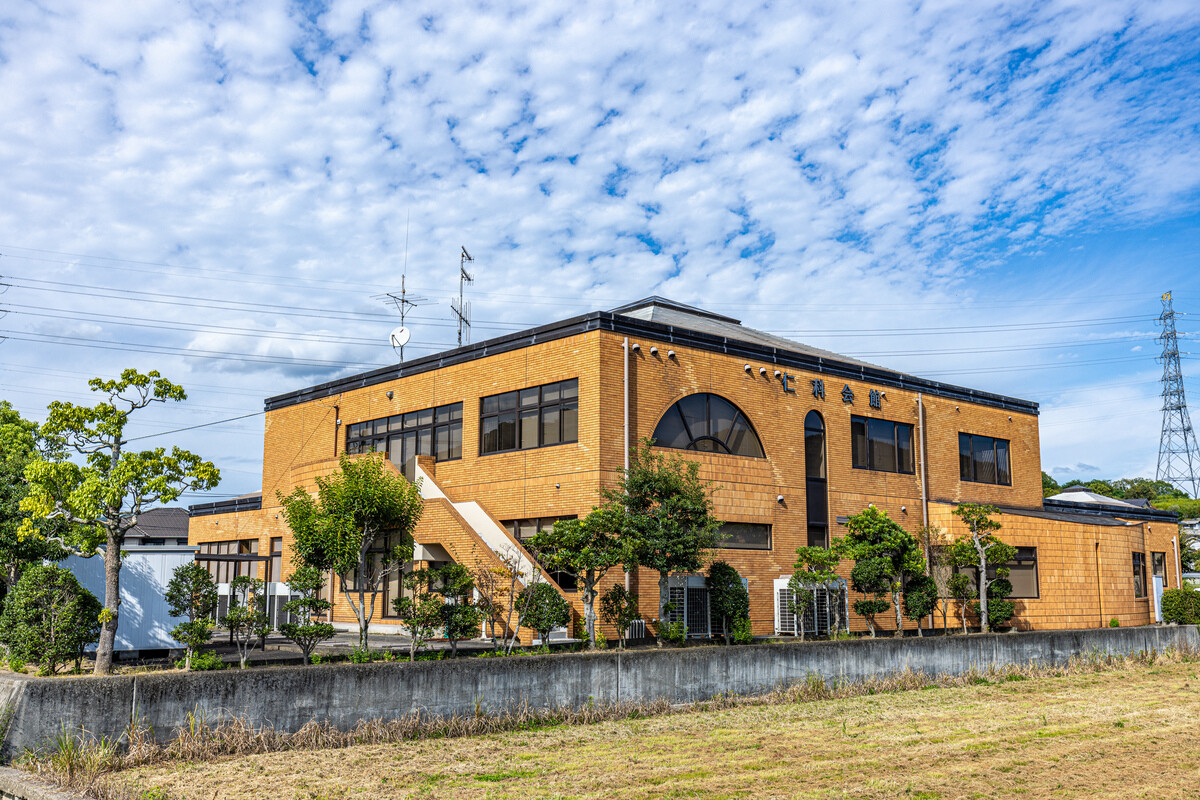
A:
718,522,772,550
503,516,579,592
198,539,259,584
952,547,1039,599
661,575,716,638
1133,552,1147,598
1152,551,1168,589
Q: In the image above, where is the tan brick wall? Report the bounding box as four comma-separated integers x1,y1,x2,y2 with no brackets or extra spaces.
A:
191,323,1177,641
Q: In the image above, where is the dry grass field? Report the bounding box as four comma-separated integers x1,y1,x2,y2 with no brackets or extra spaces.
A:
108,657,1200,800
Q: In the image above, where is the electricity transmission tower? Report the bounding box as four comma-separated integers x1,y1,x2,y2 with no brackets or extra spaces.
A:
451,246,474,347
1156,291,1200,498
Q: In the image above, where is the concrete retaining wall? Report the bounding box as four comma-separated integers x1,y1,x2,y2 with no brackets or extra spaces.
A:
2,625,1196,762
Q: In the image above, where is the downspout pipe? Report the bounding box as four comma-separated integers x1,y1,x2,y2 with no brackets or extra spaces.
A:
917,394,931,630
624,337,630,593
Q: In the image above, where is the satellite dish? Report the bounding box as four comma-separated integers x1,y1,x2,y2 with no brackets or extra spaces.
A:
389,326,411,348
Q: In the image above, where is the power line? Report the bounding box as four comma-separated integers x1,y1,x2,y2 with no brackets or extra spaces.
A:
125,411,266,442
0,330,387,370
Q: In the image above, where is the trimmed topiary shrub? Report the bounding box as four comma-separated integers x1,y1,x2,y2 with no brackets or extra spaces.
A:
1161,587,1200,624
0,564,101,674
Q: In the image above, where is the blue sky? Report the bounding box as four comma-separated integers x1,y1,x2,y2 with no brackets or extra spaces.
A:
3,0,1200,500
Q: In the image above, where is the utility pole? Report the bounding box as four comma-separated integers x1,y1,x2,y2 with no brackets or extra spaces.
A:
451,246,474,347
1156,290,1200,498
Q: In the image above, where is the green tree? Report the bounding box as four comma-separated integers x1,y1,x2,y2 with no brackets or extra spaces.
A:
393,568,444,660
517,582,570,646
165,561,218,670
841,507,924,638
438,563,483,657
706,561,749,645
526,506,624,649
0,402,69,607
947,572,975,633
849,556,892,637
0,563,101,675
791,544,843,638
279,564,335,663
608,439,723,646
278,452,423,650
902,574,938,636
599,584,640,650
950,503,1016,634
17,370,220,675
222,575,269,669
1041,472,1061,498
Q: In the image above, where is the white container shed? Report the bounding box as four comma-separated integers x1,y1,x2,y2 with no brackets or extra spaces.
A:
63,545,198,655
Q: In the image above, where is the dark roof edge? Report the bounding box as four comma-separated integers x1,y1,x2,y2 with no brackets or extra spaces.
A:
1043,497,1179,523
263,311,1040,415
189,494,264,517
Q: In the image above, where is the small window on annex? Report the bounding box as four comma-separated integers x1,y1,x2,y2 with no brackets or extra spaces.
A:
651,393,764,457
953,547,1039,599
718,522,772,551
1133,551,1147,598
480,379,578,456
1152,551,1168,589
850,416,914,473
959,433,1011,485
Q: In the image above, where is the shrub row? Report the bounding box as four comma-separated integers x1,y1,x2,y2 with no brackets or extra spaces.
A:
1161,586,1200,624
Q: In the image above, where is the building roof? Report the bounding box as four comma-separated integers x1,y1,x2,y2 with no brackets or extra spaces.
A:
1045,486,1145,508
128,507,190,538
263,296,1039,415
995,504,1132,527
610,297,891,373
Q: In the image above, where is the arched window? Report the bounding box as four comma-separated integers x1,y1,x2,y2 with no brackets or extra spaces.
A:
651,394,765,458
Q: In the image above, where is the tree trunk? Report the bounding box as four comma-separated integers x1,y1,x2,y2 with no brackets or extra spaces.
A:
893,585,904,638
960,601,968,634
93,528,122,675
973,537,990,634
656,572,668,647
582,574,597,648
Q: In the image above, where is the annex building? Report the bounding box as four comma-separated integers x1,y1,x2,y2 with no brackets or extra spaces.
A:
188,297,1182,639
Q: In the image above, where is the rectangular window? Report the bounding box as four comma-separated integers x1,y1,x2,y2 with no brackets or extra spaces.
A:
806,525,827,549
268,537,282,585
1133,552,1147,598
959,433,1012,486
346,402,463,477
718,522,772,551
481,379,579,455
850,416,915,473
954,547,1039,599
1152,551,1168,589
503,516,579,591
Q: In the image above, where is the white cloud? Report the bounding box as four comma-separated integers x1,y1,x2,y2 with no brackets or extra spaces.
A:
1,0,1199,495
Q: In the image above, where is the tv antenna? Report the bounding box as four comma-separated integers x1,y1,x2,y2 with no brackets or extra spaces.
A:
451,246,474,347
1156,290,1200,498
372,213,430,363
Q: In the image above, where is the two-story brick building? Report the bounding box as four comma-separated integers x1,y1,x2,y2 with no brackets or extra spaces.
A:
189,296,1181,638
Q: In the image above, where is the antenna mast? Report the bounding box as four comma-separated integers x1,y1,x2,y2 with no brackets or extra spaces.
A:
374,214,429,364
452,246,474,347
1156,290,1200,498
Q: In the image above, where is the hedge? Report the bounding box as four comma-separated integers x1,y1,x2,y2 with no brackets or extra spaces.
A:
1161,586,1200,625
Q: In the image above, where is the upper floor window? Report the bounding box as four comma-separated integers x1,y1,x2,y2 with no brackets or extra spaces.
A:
651,393,764,458
850,415,914,474
480,379,578,455
345,402,463,475
959,433,1011,485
